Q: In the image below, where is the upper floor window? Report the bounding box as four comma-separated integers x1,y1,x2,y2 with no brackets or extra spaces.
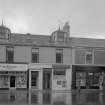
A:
31,48,39,63
56,49,63,63
85,51,92,64
6,46,14,63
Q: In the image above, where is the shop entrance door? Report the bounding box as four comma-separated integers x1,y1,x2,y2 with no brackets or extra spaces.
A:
31,71,39,89
43,69,52,90
10,76,15,88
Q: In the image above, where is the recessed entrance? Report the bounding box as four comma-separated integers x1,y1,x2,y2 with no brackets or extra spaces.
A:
43,69,52,90
31,71,39,89
10,76,15,88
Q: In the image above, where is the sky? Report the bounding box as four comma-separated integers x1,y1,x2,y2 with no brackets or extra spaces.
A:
0,0,105,38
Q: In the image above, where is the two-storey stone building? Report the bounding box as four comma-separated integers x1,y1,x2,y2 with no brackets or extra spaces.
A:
0,21,105,91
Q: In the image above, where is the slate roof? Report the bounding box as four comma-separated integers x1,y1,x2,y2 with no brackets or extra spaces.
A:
1,32,105,48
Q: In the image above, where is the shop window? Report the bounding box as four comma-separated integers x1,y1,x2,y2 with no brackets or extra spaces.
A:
85,51,92,64
6,47,14,63
76,72,86,87
87,72,100,87
16,75,27,88
56,49,63,63
31,48,39,63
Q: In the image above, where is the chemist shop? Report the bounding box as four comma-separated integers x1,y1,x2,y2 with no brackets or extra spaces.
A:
72,65,105,89
0,64,28,89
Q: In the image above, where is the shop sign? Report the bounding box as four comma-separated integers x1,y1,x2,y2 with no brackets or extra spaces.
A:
29,63,52,69
0,64,27,71
52,64,71,69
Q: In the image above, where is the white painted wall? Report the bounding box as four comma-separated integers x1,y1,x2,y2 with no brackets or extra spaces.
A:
63,48,72,65
14,46,31,63
39,47,55,64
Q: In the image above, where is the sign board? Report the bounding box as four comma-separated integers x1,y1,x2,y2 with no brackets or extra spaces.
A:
29,63,52,69
0,64,28,71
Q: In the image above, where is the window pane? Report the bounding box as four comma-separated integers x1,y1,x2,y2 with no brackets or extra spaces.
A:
86,51,92,64
56,49,63,63
32,48,39,53
6,47,14,63
32,54,39,63
32,48,39,63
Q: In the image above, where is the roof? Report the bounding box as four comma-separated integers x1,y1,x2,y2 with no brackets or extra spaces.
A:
1,32,105,48
70,37,105,48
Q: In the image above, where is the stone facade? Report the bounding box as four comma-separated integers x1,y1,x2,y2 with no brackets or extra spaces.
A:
0,22,105,90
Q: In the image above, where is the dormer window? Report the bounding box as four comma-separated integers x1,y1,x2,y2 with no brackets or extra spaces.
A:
0,21,11,40
51,22,70,43
51,30,66,43
56,31,65,42
25,33,32,43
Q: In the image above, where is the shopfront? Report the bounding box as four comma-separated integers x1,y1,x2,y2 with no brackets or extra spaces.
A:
52,64,72,91
72,65,105,89
0,64,28,89
29,63,52,90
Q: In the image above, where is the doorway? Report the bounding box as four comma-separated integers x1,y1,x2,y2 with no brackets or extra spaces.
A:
31,71,39,89
43,69,52,90
10,76,15,88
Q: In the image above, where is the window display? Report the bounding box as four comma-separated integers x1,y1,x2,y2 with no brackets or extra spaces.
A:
0,75,9,88
76,72,86,87
16,75,27,88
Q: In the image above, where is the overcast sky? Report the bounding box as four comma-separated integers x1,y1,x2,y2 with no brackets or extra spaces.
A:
0,0,105,38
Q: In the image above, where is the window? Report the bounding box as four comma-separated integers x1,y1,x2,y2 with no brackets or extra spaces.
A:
85,51,92,64
56,49,63,63
32,48,39,63
6,47,14,63
57,32,65,42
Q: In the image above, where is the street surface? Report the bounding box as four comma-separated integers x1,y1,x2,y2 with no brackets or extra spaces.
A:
0,90,104,105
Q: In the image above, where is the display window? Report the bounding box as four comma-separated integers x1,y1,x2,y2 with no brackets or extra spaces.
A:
76,72,86,87
76,72,100,88
0,75,9,88
16,75,27,88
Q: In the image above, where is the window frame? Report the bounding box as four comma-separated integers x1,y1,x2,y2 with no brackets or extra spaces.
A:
56,48,63,63
85,51,93,64
6,46,14,63
31,48,39,63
